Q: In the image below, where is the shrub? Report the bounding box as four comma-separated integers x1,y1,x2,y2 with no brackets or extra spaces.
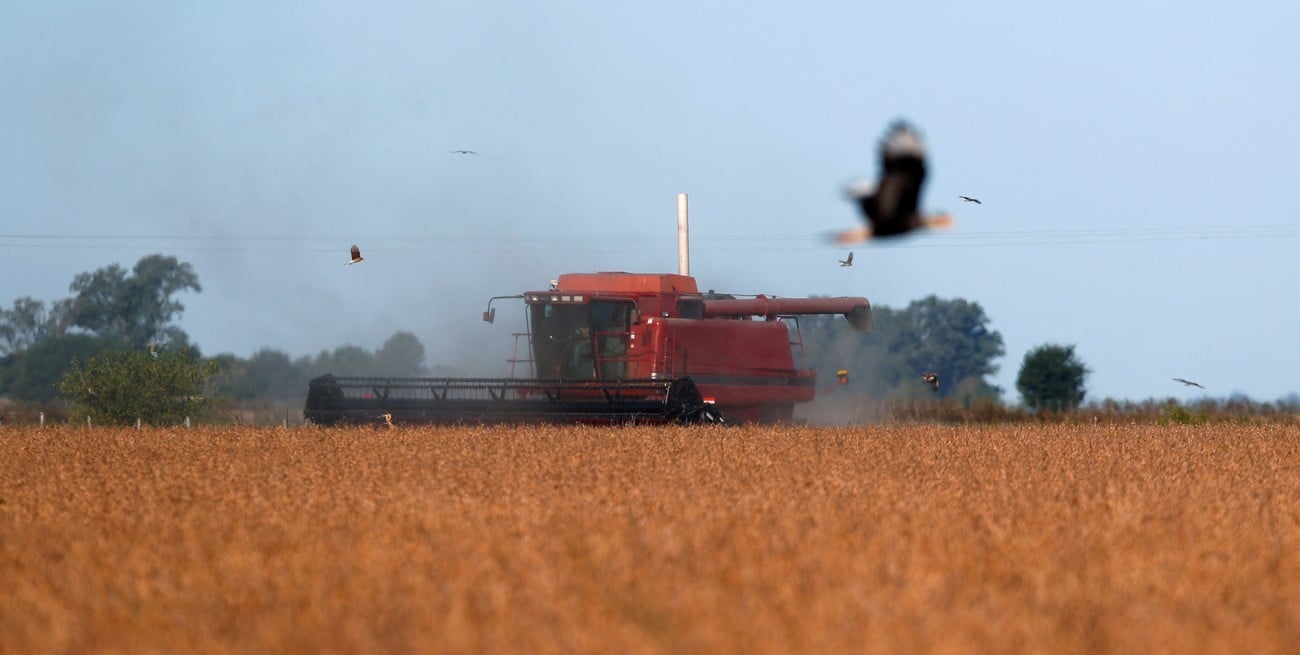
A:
57,347,218,426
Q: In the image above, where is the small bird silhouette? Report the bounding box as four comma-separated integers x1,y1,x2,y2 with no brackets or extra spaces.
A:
347,244,364,265
922,373,940,391
839,252,854,267
450,150,478,155
958,195,982,204
1173,377,1204,389
834,120,953,244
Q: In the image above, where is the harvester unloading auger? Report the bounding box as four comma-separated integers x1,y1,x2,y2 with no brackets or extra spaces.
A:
304,272,870,426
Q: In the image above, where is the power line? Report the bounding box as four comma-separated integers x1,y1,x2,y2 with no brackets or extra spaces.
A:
1,224,1298,252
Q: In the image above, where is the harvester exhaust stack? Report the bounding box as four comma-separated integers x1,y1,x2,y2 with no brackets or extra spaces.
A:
677,192,689,276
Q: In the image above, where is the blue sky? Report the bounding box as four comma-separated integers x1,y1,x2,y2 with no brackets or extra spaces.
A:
2,1,1298,402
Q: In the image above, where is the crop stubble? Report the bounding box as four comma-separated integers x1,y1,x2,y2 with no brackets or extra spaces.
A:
1,423,1298,654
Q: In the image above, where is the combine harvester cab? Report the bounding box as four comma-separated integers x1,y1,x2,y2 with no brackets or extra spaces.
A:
305,272,870,426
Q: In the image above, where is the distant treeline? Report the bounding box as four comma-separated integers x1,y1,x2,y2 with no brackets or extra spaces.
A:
0,254,460,411
2,253,1294,425
207,331,465,404
799,394,1300,426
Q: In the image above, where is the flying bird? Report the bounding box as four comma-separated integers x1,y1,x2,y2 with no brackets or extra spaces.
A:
347,244,364,265
450,150,478,155
839,252,854,267
922,373,940,391
958,195,982,204
834,121,953,244
1173,377,1204,389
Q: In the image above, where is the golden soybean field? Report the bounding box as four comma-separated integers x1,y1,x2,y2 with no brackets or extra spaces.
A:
2,423,1298,654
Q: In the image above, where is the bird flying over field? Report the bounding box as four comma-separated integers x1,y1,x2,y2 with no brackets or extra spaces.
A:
922,373,940,391
958,195,982,204
1173,377,1204,389
839,252,854,267
450,150,478,155
834,121,953,244
347,244,364,265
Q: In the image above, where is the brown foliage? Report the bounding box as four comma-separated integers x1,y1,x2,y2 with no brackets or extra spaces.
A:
2,424,1299,654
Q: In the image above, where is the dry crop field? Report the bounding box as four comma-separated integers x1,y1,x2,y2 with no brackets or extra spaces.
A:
2,423,1298,654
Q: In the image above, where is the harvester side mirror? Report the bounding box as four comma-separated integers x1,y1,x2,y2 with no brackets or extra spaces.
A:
482,295,523,325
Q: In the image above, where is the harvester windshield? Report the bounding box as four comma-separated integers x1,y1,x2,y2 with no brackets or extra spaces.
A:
529,299,633,380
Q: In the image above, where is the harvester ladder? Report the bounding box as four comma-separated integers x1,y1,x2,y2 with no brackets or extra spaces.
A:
508,332,533,379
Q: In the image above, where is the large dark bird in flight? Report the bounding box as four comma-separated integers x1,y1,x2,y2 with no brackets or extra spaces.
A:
839,252,853,267
450,150,478,155
1173,377,1204,389
347,244,364,265
959,195,982,204
835,121,952,244
922,372,940,391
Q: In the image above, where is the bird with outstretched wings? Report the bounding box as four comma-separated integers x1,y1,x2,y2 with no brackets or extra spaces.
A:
839,252,853,267
959,195,982,204
347,244,364,265
922,372,940,391
1173,377,1204,389
834,121,953,244
450,150,478,155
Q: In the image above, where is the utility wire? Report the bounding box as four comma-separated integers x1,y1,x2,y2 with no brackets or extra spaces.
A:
1,225,1298,252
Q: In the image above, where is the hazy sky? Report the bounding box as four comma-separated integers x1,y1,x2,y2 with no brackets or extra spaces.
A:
3,1,1298,402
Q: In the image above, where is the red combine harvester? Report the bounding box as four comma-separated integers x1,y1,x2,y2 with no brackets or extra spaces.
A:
304,271,870,426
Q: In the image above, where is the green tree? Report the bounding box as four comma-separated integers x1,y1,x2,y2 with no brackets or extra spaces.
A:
1016,344,1089,411
0,334,111,402
58,347,218,425
213,348,303,401
306,345,372,378
0,296,74,355
802,295,1005,403
374,331,426,377
206,353,250,400
894,296,1005,401
67,254,200,348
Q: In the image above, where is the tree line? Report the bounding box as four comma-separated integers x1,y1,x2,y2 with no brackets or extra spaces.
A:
797,296,1090,414
207,331,450,404
0,254,1094,424
799,295,1009,404
0,255,200,403
0,255,454,418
